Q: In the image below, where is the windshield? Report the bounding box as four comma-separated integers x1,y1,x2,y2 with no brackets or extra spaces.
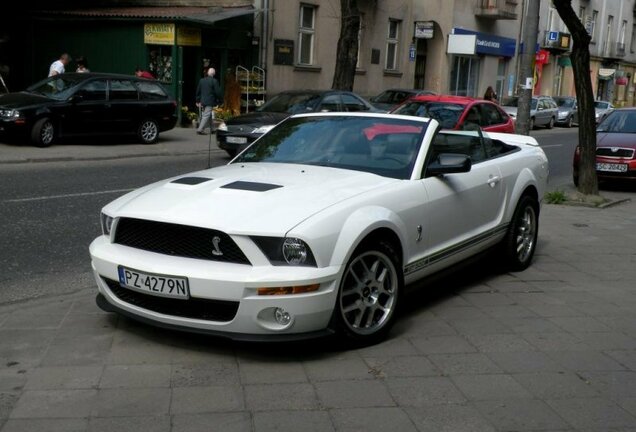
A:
233,116,428,180
258,93,322,114
27,76,85,100
595,101,610,109
392,101,464,129
555,98,574,108
597,110,636,133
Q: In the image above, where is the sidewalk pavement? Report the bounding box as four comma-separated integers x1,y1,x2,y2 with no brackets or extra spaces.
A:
0,127,219,164
1,186,635,431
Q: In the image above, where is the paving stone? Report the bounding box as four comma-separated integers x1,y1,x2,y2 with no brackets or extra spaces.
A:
253,410,334,432
486,351,563,373
580,371,636,399
99,365,171,388
88,416,170,432
546,351,627,372
171,363,240,387
0,329,56,368
106,333,174,365
547,398,636,429
363,355,438,378
525,304,584,318
59,313,119,336
0,392,19,419
451,374,532,400
25,366,102,390
330,407,416,432
428,353,503,375
409,335,477,354
386,376,466,406
479,305,538,319
315,380,395,408
460,292,516,307
238,359,307,384
404,404,495,432
400,319,458,337
522,332,592,351
499,317,564,334
91,388,170,417
1,313,67,330
464,333,536,352
355,337,418,357
41,334,114,366
606,350,636,371
245,383,318,411
549,316,612,333
573,332,636,351
10,390,97,418
618,398,636,417
512,372,600,399
0,418,87,432
449,318,512,335
431,306,489,321
304,357,373,382
170,385,244,414
172,412,252,432
474,399,569,431
0,368,27,391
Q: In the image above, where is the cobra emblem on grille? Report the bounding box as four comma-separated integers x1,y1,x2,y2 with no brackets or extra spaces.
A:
212,236,223,256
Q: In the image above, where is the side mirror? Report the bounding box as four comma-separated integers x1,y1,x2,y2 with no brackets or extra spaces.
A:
427,153,472,176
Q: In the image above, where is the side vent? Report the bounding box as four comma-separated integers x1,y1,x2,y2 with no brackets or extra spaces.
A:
221,181,283,192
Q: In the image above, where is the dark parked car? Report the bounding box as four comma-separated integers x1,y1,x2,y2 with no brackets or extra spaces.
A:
0,73,177,147
369,88,436,112
573,108,636,185
553,96,578,127
216,90,379,157
501,95,558,129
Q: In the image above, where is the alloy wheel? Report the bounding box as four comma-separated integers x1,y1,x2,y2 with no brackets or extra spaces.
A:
140,120,158,143
515,205,536,264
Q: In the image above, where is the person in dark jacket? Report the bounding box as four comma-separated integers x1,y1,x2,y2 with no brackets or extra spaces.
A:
196,67,222,135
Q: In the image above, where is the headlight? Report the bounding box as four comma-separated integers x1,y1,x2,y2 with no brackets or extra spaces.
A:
251,236,317,266
100,212,114,236
0,109,20,119
252,125,275,134
217,122,228,132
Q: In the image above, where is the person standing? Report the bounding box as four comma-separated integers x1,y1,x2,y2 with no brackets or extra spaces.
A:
135,67,154,79
484,86,498,103
48,53,71,77
195,67,222,135
75,56,90,73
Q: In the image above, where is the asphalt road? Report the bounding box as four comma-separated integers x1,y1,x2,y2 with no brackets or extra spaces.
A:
0,128,578,304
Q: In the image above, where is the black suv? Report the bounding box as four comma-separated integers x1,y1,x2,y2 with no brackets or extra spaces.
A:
0,73,177,146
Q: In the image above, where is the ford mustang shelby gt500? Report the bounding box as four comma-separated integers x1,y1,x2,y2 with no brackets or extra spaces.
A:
90,113,548,344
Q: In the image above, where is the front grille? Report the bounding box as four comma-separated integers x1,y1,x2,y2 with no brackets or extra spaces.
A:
114,218,251,265
597,147,635,158
104,278,239,322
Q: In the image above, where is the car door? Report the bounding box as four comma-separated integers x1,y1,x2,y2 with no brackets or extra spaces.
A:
62,79,108,135
107,79,141,133
535,99,548,126
479,102,512,133
417,130,505,273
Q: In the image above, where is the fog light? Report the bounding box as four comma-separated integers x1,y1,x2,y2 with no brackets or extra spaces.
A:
274,307,292,325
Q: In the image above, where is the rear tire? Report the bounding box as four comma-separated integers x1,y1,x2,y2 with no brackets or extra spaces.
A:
138,119,159,144
547,117,555,129
31,118,55,147
529,118,535,130
566,116,573,128
332,240,402,346
502,195,539,272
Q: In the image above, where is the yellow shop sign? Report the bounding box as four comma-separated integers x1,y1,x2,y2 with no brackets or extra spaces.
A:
144,23,175,45
177,27,201,47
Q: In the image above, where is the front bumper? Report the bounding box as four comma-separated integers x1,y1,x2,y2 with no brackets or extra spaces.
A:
90,236,342,339
216,131,261,154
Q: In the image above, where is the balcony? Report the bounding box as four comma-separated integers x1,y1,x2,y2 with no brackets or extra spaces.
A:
475,0,518,20
542,30,571,51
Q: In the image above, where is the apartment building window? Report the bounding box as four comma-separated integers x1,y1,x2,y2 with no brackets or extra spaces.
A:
298,4,316,65
603,15,613,56
631,24,636,53
547,6,558,30
578,6,585,22
590,10,598,41
620,20,627,45
386,19,401,71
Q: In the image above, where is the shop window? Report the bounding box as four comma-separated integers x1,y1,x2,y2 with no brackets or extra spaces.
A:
148,46,173,83
298,5,316,65
449,56,480,97
386,20,401,71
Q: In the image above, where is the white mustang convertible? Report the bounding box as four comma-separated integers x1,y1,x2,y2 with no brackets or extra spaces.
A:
90,113,548,344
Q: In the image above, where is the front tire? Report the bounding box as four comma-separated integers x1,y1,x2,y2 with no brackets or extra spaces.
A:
547,117,555,129
333,240,402,345
138,119,159,144
502,195,539,272
31,118,55,147
566,116,573,128
529,118,535,130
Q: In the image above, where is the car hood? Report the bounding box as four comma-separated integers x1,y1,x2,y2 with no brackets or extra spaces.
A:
225,111,290,127
0,91,54,109
597,133,636,149
105,163,398,235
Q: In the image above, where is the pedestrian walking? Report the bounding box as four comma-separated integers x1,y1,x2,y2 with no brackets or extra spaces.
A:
195,67,222,135
48,53,71,77
484,86,498,103
75,56,90,73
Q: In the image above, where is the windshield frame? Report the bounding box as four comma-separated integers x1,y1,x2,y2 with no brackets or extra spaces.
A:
26,75,86,100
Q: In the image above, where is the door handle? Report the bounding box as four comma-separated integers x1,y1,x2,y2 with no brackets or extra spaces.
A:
487,175,501,188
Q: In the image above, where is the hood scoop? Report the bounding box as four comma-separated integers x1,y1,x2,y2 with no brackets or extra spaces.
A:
221,181,283,192
171,177,213,185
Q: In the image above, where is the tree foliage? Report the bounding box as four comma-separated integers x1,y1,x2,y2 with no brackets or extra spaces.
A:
553,0,598,195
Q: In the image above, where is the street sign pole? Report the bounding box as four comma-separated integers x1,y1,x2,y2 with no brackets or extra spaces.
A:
516,0,540,135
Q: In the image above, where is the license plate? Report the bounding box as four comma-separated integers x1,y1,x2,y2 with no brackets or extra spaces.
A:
226,136,248,144
117,266,189,299
596,163,628,172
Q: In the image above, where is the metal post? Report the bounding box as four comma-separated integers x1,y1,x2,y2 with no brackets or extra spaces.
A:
516,0,540,135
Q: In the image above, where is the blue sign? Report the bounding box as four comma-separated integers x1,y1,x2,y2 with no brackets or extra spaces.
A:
549,31,558,41
409,45,416,61
452,28,516,57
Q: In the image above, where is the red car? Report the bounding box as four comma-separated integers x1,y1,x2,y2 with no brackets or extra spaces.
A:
391,94,516,133
573,108,636,185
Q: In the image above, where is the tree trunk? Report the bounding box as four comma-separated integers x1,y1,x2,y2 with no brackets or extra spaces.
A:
553,0,598,195
332,0,360,91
